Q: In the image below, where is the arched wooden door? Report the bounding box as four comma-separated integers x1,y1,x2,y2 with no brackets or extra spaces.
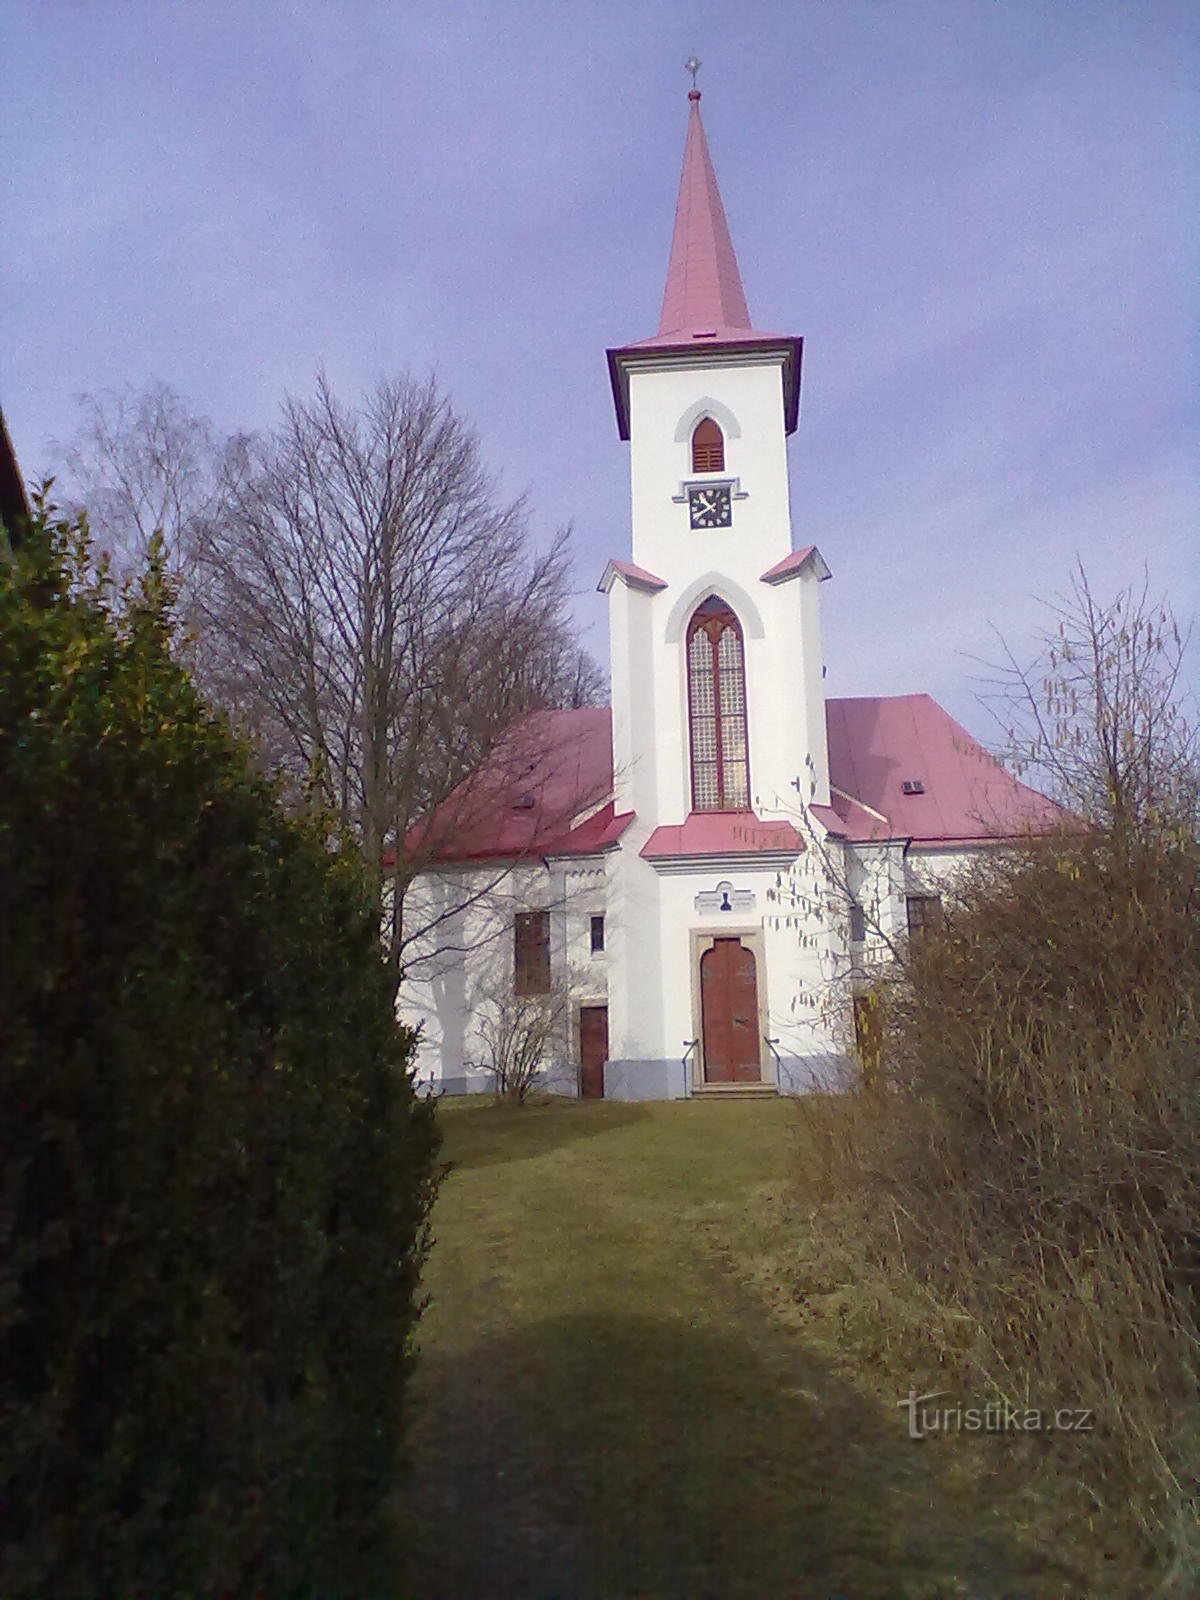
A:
700,938,761,1083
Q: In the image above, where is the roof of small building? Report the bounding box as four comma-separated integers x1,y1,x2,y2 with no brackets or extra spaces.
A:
405,694,1059,866
0,408,31,548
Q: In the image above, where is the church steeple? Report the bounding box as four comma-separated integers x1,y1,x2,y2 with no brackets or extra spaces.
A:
606,76,803,440
657,87,753,340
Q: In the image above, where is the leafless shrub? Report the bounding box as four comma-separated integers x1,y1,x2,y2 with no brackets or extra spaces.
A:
793,573,1200,1588
983,561,1198,839
468,982,570,1103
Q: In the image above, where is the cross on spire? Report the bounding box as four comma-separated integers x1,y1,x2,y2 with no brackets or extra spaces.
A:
685,54,701,91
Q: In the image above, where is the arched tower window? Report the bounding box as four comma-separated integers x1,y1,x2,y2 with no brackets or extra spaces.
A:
687,596,750,811
691,416,725,473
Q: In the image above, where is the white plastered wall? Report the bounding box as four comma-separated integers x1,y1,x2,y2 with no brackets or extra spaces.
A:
399,857,610,1094
604,851,845,1081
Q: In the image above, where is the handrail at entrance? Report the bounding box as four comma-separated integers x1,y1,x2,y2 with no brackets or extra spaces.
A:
764,1035,784,1088
681,1038,699,1098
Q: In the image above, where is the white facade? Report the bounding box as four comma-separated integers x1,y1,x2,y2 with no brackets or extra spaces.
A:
403,331,871,1099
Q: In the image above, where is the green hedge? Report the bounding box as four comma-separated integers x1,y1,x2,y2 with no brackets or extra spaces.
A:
1,505,440,1598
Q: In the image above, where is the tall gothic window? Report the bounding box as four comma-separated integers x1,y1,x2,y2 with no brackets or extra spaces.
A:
691,416,725,473
687,596,750,811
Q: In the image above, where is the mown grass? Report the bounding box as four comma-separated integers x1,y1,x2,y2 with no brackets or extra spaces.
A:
395,1096,1096,1600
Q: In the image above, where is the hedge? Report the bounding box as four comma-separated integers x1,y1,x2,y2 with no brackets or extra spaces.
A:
1,503,440,1598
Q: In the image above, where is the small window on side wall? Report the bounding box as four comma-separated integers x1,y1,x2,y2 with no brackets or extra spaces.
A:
691,416,725,473
848,901,867,943
590,915,605,954
514,911,551,995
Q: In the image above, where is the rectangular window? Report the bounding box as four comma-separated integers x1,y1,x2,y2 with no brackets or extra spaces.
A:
905,894,943,941
848,901,866,943
514,910,551,996
590,914,605,954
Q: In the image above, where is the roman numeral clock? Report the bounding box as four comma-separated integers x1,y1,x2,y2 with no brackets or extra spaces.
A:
687,483,732,528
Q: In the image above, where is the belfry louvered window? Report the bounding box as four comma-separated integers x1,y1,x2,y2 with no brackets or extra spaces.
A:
691,417,725,473
687,596,750,811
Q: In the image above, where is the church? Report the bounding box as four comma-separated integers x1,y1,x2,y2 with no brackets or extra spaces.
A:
401,85,1058,1100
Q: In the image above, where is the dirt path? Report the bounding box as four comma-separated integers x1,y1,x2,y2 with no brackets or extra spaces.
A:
395,1099,1078,1600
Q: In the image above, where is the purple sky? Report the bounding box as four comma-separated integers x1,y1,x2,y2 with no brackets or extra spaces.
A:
4,1,1196,732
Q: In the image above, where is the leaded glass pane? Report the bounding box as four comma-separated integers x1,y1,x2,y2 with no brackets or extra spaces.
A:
693,762,720,809
689,632,715,715
723,766,749,808
723,722,747,760
691,718,717,761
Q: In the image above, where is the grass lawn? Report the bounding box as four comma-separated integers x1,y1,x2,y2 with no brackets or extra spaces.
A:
395,1097,1089,1600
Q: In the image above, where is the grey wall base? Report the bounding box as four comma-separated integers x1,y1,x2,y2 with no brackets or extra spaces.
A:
604,1058,689,1101
435,1071,495,1098
431,1053,856,1101
606,1054,853,1100
776,1053,856,1094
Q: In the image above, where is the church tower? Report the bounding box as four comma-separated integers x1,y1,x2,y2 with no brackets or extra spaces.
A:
599,76,834,1097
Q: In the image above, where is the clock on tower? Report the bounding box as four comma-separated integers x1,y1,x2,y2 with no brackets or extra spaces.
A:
687,484,732,529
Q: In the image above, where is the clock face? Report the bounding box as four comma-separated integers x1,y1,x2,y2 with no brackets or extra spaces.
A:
688,484,732,529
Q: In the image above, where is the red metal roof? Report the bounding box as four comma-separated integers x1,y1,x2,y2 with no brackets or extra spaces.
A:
759,545,831,585
824,695,1063,845
655,89,753,341
598,558,668,594
407,695,1059,865
403,707,626,865
639,812,803,860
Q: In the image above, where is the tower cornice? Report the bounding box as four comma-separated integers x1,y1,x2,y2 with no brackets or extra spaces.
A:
606,335,803,441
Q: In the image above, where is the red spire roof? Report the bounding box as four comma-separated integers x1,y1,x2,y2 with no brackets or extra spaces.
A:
606,87,804,438
657,90,752,340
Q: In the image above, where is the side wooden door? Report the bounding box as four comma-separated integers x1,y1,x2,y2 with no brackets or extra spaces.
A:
579,1005,608,1099
700,938,761,1083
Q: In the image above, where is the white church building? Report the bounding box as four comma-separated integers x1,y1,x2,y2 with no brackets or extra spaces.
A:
401,87,1057,1100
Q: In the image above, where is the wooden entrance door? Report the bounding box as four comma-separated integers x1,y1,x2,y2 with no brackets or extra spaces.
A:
700,938,761,1083
579,1005,608,1098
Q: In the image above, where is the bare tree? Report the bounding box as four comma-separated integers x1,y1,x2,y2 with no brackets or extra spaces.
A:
56,382,225,590
196,373,604,996
54,376,605,998
982,563,1198,837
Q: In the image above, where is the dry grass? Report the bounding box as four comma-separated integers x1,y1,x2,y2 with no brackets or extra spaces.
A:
793,828,1200,1596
